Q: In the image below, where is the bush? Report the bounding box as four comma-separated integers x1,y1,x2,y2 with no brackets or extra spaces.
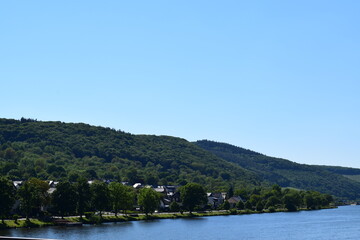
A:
229,209,237,215
169,202,180,212
236,201,244,210
222,201,230,210
268,206,276,213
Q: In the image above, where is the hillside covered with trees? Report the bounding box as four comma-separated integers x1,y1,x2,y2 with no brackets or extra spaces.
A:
195,140,360,200
1,118,359,200
0,118,262,191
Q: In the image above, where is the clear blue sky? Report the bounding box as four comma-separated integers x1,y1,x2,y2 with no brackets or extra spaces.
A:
1,1,359,168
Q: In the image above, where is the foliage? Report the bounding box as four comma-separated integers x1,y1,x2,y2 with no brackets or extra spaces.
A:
75,177,91,219
108,182,135,215
18,178,49,220
0,118,357,201
0,118,262,191
0,177,16,223
180,183,207,212
138,188,159,215
195,140,360,199
51,181,77,218
222,200,230,210
236,200,244,210
169,201,180,212
90,181,110,217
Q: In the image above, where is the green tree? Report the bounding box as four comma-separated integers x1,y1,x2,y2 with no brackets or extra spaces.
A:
244,201,252,210
108,182,135,216
265,196,281,209
180,183,207,213
75,177,91,219
272,184,282,195
18,178,49,220
304,192,316,209
236,200,244,210
227,185,234,199
52,181,77,218
223,200,230,210
283,191,302,212
90,181,110,217
138,188,159,215
0,177,16,223
169,201,180,212
256,201,264,211
249,194,261,207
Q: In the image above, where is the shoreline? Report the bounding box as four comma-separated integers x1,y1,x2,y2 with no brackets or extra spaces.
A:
0,206,337,229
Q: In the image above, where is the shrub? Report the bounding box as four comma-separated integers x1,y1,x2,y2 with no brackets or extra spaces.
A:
229,208,237,215
268,207,276,213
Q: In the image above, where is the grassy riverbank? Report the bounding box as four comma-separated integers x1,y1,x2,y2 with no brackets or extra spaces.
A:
1,207,336,229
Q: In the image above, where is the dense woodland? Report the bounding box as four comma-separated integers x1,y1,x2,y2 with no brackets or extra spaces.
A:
0,118,261,191
195,140,360,200
0,118,359,200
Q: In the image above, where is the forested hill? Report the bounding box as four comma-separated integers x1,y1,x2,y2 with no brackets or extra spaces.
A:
1,118,360,199
0,118,263,191
195,140,360,200
315,165,360,183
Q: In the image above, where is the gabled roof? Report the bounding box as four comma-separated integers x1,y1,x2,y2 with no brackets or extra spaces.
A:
228,196,243,204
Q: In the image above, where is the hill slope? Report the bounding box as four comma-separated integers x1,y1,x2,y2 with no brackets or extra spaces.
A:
315,165,360,183
0,118,262,190
195,140,360,200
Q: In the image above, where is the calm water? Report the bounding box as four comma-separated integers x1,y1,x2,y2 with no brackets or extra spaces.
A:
1,206,360,240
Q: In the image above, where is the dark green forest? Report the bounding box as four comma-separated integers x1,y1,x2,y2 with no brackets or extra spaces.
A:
1,118,359,200
195,140,360,200
0,118,262,191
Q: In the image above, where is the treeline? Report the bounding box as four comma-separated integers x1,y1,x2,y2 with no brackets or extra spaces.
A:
195,140,360,200
0,119,261,191
230,185,333,212
0,177,333,223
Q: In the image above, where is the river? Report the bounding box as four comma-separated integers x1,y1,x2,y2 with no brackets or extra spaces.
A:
1,206,360,240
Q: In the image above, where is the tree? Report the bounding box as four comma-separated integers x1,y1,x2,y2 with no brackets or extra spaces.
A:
0,177,16,223
236,200,244,210
223,200,230,210
90,181,110,217
249,194,261,207
227,185,234,199
180,183,207,213
108,182,135,216
169,201,180,212
52,181,77,218
18,178,49,220
282,191,302,212
138,188,159,215
265,196,281,209
75,177,91,219
272,185,282,195
244,201,252,210
256,201,264,211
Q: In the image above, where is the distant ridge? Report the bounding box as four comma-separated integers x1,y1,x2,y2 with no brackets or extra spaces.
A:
195,140,360,200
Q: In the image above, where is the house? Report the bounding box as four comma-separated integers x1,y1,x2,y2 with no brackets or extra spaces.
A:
12,181,23,189
228,196,244,208
133,183,142,189
47,181,59,194
207,192,226,208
